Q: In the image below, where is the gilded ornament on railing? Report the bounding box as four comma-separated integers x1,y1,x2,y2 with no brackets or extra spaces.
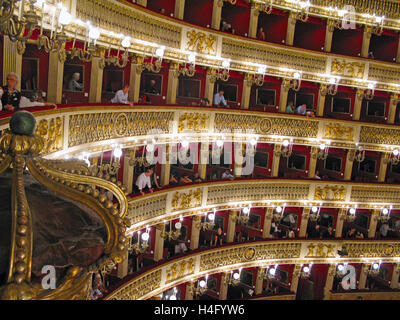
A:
350,186,400,204
345,242,400,258
171,188,202,210
359,126,400,146
186,30,216,55
330,59,365,78
258,118,272,134
35,117,64,154
324,123,354,141
314,185,346,201
166,258,195,284
178,113,209,133
304,243,336,258
243,247,256,261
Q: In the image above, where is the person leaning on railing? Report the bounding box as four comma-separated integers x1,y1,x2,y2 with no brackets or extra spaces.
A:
1,72,21,112
111,84,133,106
19,90,57,109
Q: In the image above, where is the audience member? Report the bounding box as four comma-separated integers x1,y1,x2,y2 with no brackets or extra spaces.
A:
135,167,154,195
213,90,228,107
0,87,3,110
380,222,389,238
68,72,83,91
1,72,21,111
111,84,133,105
322,226,335,239
288,228,296,238
295,104,315,117
355,231,364,239
169,172,179,186
308,224,321,238
346,227,356,238
146,79,159,95
91,273,107,300
214,227,224,246
286,101,295,114
257,27,266,41
199,97,210,106
19,90,56,109
190,172,204,183
221,168,234,180
314,170,322,179
179,173,192,184
160,8,166,14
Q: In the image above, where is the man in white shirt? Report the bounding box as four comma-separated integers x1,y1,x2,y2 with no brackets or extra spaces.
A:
213,90,228,107
111,84,133,105
135,167,154,195
18,90,56,109
221,168,234,180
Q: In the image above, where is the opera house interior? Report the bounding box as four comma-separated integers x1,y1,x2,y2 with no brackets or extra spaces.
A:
1,0,400,302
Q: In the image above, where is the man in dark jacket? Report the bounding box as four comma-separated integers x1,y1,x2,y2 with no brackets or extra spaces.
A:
1,73,21,111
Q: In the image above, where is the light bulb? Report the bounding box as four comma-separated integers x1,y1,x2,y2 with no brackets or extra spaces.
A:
337,264,344,272
88,27,100,40
121,37,131,48
311,206,318,213
208,213,215,221
155,47,165,57
188,53,196,63
233,272,240,280
222,60,230,69
141,232,149,241
199,280,206,288
146,144,155,152
375,16,382,23
276,206,282,213
349,208,356,215
329,77,336,84
293,72,301,79
175,222,182,230
243,207,250,214
113,147,122,158
368,82,375,89
382,208,389,215
58,8,72,26
257,66,266,74
216,140,223,147
250,138,257,146
393,149,399,156
319,143,326,150
282,140,289,147
169,295,177,300
269,268,276,276
372,263,379,270
303,266,310,273
181,140,189,148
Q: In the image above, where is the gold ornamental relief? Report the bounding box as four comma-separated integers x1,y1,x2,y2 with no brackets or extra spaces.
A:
35,116,64,154
314,185,346,201
324,123,354,141
330,59,365,78
186,30,216,55
166,258,195,284
178,113,209,133
114,113,129,136
304,243,336,258
258,118,272,134
171,188,202,210
243,247,256,261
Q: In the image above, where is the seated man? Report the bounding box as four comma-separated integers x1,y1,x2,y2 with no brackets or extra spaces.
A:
135,167,154,195
295,104,315,117
213,90,228,107
111,84,133,105
19,90,56,109
221,168,234,180
190,172,204,183
169,172,179,186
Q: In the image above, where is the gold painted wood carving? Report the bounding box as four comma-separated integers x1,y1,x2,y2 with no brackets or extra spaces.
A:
178,113,209,133
330,59,365,78
186,30,216,55
35,117,64,154
324,123,354,141
172,188,202,210
314,185,346,201
166,258,195,284
304,243,336,258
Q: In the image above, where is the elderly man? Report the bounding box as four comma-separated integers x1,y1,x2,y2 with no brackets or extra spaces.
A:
111,84,133,105
1,72,21,111
19,90,56,109
213,90,228,107
295,104,315,117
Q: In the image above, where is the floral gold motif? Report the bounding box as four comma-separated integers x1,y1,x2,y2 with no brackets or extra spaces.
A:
178,113,209,133
172,188,202,210
324,123,354,141
314,185,346,201
186,30,216,55
331,59,365,78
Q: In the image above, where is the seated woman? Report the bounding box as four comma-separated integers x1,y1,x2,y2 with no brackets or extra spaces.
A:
179,173,192,184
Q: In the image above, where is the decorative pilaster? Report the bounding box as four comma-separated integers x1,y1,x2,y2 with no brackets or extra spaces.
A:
286,12,297,46
190,216,201,250
353,89,364,120
123,154,134,194
136,0,147,6
262,208,273,238
317,85,327,117
358,264,370,289
198,143,209,180
290,265,301,293
308,147,318,178
89,57,105,103
255,267,264,295
343,150,355,180
390,264,400,289
219,273,230,300
167,62,179,104
271,144,281,177
129,56,144,103
368,210,380,238
361,26,372,58
378,152,389,183
388,93,399,124
174,0,186,19
212,0,223,30
279,78,291,112
234,144,243,177
248,6,260,38
47,50,65,104
226,210,238,243
335,209,346,238
117,249,129,279
323,264,337,300
324,19,335,52
241,74,252,109
185,282,194,300
299,207,310,237
154,224,164,262
205,68,217,104
2,36,23,91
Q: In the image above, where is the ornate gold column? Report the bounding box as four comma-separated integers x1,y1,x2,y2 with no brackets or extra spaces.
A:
198,142,209,180
117,249,129,279
324,19,335,52
396,39,400,63
123,154,134,194
299,207,310,237
353,89,364,121
219,273,229,300
378,152,389,183
212,0,223,30
248,6,260,38
2,36,23,90
279,78,290,112
271,144,281,177
185,282,194,300
262,208,273,238
361,26,372,58
190,216,201,250
233,144,243,177
129,56,144,104
89,56,105,103
136,0,147,6
390,264,400,289
47,50,65,104
226,210,238,243
205,68,216,103
343,150,355,180
167,62,179,104
160,145,171,186
335,209,346,238
388,93,399,124
308,147,318,178
154,224,164,262
290,265,301,293
368,210,380,238
174,0,186,19
317,85,328,117
255,267,264,295
241,74,252,109
358,264,370,289
286,12,297,46
323,264,336,300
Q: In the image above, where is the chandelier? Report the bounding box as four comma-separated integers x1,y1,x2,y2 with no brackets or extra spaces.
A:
194,211,216,231
187,277,208,296
384,149,400,166
258,265,277,281
300,264,312,278
247,66,266,87
127,146,151,167
223,270,241,286
340,208,356,223
176,53,196,77
104,36,131,68
368,262,381,276
260,0,273,14
320,77,338,96
308,206,320,222
274,139,293,158
283,71,302,92
89,147,122,180
358,82,375,101
374,207,391,223
137,47,164,73
232,206,251,225
292,0,310,22
208,60,230,82
128,230,150,254
273,205,285,222
311,142,329,160
349,146,366,163
161,220,182,241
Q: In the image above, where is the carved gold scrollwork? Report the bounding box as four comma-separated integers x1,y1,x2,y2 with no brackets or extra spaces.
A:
178,113,209,133
172,188,202,210
314,185,346,201
304,244,336,258
186,30,216,55
35,117,64,154
324,123,354,141
331,59,365,78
